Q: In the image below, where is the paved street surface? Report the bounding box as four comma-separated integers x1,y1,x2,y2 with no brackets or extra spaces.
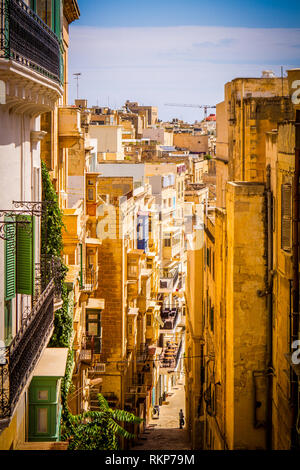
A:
131,380,191,450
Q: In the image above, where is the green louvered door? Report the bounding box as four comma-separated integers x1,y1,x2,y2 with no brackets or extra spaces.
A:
4,216,16,301
17,215,35,296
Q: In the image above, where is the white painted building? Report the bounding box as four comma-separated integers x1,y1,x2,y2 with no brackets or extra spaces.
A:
0,0,78,449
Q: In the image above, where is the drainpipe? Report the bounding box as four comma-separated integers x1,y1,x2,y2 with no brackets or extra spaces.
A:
266,164,273,450
292,111,300,449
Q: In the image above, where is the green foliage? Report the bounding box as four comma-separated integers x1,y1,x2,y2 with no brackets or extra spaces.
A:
48,285,73,347
41,161,71,347
204,154,212,160
63,394,143,450
41,160,65,258
61,348,75,409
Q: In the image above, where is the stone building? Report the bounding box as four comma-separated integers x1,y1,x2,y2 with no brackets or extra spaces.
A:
0,0,80,450
193,69,300,450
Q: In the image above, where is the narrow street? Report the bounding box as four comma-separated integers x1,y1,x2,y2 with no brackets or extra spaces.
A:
131,381,191,450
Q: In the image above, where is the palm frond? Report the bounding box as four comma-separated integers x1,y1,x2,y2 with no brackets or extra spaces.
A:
107,419,136,440
97,393,110,411
111,408,144,424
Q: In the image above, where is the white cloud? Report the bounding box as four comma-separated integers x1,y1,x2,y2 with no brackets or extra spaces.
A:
68,25,300,122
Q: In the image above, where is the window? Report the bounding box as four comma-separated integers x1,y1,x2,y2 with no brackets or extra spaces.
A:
38,390,49,401
88,188,94,201
86,309,102,353
36,0,53,29
146,314,152,327
164,238,171,247
37,408,48,433
207,247,210,268
128,263,138,277
32,0,62,37
281,183,292,251
210,306,214,332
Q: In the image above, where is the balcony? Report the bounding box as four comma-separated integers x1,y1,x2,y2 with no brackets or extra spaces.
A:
80,333,102,362
58,107,83,148
0,0,63,113
159,339,183,371
0,279,57,422
0,0,61,82
79,266,98,292
159,266,179,292
160,306,182,331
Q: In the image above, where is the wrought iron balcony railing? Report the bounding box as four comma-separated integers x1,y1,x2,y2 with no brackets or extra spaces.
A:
160,307,181,330
81,333,102,359
0,280,55,420
159,339,183,370
79,266,98,292
0,0,62,84
159,267,179,290
0,255,63,420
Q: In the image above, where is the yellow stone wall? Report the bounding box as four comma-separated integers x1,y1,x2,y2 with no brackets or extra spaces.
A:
173,134,209,154
225,182,267,449
267,121,295,449
185,228,205,449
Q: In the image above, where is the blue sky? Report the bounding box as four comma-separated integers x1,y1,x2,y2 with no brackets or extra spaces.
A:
68,1,300,122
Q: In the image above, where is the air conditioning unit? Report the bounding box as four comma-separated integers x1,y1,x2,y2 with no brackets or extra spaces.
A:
94,363,106,373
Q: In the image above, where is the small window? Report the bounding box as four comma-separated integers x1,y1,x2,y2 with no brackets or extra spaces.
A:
37,408,48,433
146,314,152,326
38,390,48,401
164,238,171,247
128,264,138,277
88,322,98,336
88,188,94,201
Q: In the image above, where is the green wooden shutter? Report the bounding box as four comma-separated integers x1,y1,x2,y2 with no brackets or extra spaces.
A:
17,215,35,295
281,184,292,251
4,216,16,300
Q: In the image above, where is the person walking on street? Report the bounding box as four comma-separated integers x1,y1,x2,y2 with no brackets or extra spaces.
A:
179,409,184,429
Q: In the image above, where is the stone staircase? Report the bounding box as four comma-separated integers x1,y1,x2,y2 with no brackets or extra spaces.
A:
17,441,69,450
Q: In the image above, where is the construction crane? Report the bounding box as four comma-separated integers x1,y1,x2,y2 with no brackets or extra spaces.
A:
165,103,216,120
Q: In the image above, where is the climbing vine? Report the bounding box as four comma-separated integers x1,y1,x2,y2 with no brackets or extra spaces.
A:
41,160,65,258
41,161,70,347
